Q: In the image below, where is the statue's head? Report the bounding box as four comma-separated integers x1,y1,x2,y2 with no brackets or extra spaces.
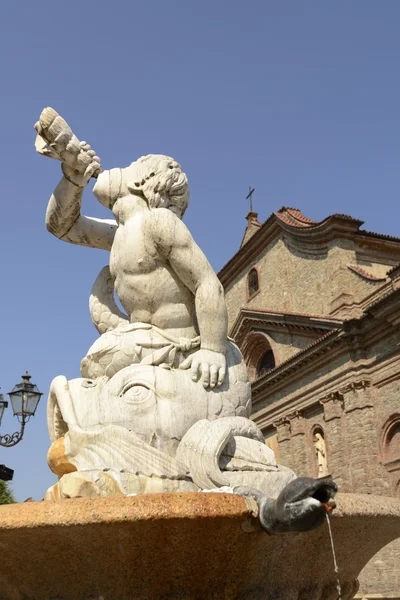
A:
93,154,190,218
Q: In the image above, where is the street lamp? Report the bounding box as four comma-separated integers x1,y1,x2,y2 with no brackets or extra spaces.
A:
0,372,42,447
0,393,8,425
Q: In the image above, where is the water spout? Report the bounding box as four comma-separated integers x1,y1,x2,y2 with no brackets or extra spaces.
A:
325,513,342,600
234,476,338,533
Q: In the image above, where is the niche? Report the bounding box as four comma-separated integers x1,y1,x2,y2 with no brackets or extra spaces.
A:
313,427,329,477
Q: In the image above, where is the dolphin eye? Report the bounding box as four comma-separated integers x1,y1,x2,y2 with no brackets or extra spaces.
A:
120,383,154,405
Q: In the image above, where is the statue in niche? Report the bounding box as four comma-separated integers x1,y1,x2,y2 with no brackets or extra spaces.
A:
314,430,329,477
35,108,336,532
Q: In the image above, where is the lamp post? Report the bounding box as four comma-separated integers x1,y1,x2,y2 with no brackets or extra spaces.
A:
0,372,42,448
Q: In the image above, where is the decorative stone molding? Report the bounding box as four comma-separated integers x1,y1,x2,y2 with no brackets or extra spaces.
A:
273,417,291,443
287,411,306,437
320,392,344,422
342,380,373,413
320,381,373,418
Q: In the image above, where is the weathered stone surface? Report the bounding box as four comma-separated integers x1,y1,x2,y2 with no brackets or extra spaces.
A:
35,107,299,502
0,493,398,600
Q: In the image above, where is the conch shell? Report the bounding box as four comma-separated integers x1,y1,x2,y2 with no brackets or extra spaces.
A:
34,107,102,177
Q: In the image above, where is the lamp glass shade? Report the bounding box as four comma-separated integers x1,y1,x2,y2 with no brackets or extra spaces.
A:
8,374,42,418
0,394,8,425
23,390,42,416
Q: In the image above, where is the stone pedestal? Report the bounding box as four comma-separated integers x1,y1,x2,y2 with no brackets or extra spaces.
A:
0,492,399,600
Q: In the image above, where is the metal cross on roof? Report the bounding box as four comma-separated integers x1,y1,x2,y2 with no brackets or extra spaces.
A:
246,187,255,212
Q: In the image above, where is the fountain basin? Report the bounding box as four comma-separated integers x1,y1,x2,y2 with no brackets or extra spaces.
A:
0,492,399,600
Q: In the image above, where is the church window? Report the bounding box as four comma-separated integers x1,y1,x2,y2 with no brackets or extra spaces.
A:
380,414,400,495
242,331,277,382
257,349,275,377
248,268,259,297
381,414,400,466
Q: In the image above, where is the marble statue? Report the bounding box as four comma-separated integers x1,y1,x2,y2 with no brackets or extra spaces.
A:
36,108,337,531
314,431,329,477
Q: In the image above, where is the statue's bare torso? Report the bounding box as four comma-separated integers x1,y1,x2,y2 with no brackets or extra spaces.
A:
110,200,197,339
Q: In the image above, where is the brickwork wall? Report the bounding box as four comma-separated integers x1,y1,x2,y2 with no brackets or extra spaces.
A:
259,329,323,366
224,218,400,597
224,236,388,329
261,385,400,596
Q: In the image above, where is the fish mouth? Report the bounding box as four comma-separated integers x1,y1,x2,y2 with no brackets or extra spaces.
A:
288,476,338,511
321,498,336,513
309,478,338,513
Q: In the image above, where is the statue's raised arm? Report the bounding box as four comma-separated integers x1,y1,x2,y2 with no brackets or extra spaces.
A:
35,107,116,250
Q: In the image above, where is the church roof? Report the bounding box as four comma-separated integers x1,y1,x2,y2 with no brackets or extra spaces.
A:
219,206,400,287
274,207,318,227
273,206,363,230
387,263,400,277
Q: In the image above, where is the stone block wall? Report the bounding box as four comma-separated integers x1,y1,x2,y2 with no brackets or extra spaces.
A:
223,236,390,329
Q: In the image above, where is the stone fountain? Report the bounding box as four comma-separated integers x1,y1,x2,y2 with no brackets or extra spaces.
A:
0,108,398,599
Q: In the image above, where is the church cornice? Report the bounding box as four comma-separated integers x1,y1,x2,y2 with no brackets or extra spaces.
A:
230,308,343,345
251,329,344,397
250,286,400,399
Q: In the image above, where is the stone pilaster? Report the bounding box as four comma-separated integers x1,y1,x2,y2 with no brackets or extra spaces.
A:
287,411,310,477
320,391,344,422
320,392,347,488
341,381,381,494
273,417,292,470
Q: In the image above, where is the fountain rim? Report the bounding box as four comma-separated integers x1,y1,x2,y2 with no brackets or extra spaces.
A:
0,491,399,531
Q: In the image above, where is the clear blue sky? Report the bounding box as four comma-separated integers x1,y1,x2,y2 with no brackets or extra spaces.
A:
1,1,400,501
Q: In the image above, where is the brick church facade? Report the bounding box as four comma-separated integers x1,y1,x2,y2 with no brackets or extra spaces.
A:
219,206,400,598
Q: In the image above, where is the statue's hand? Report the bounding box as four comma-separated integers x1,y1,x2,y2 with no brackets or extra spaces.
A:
61,141,102,187
179,349,226,389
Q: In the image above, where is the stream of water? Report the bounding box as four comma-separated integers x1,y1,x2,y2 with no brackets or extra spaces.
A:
325,513,342,600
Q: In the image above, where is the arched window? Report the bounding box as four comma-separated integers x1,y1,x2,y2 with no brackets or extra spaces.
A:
380,414,400,496
381,414,400,465
241,332,278,382
248,268,259,297
257,350,275,377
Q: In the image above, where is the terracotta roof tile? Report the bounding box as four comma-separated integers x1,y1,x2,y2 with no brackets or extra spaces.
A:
387,263,400,277
285,208,317,224
358,229,400,243
243,307,343,321
347,265,387,282
275,207,317,228
274,207,364,230
332,213,363,223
